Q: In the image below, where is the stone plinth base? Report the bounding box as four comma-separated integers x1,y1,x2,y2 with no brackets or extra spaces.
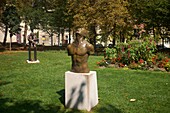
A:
26,60,40,63
65,71,98,111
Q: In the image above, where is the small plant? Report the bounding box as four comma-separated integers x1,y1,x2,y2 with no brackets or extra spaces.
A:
157,61,166,68
164,62,170,72
96,59,109,67
119,63,125,67
157,57,170,68
157,52,165,61
111,58,116,64
128,62,140,70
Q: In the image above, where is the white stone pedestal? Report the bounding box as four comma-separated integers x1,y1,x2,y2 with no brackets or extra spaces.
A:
26,60,40,63
65,71,98,111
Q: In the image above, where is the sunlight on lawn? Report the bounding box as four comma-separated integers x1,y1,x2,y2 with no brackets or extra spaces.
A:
0,51,169,113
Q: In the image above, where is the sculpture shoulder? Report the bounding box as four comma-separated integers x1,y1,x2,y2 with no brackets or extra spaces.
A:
87,43,93,48
67,44,72,50
67,44,74,55
85,42,94,54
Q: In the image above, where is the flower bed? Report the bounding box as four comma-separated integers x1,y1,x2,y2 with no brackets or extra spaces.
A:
97,37,170,72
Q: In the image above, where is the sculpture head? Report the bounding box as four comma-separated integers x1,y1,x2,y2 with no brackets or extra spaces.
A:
76,28,89,38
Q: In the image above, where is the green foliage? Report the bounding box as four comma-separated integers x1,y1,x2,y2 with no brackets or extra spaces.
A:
101,41,170,72
100,36,170,71
156,52,165,61
1,4,21,46
105,47,117,59
2,5,21,33
129,0,170,28
67,0,131,42
120,37,157,64
105,37,157,66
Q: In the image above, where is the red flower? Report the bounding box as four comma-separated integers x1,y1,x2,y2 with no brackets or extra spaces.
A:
119,63,125,67
150,39,152,43
164,58,169,62
162,57,170,63
139,59,144,64
96,62,100,65
122,47,124,52
128,45,131,48
111,58,116,64
128,51,130,58
116,57,121,61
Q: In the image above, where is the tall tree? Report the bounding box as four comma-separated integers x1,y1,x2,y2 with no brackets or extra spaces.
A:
1,5,21,46
15,0,46,47
40,0,73,46
128,0,170,36
67,0,131,48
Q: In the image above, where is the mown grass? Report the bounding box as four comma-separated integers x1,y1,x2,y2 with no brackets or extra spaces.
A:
0,51,170,113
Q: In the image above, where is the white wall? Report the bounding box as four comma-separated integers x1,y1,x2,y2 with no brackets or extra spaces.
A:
0,22,73,46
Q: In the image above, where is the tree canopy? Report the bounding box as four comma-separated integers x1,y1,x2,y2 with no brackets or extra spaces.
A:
128,0,170,29
1,4,21,45
67,0,131,46
0,0,169,46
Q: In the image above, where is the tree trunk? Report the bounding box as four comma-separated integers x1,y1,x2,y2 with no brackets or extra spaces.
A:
58,28,60,46
104,34,108,47
3,25,8,46
24,23,28,49
162,37,164,48
112,30,116,46
89,25,97,51
61,28,64,46
69,27,71,44
9,33,13,51
119,31,125,43
51,33,53,46
94,35,96,50
112,39,115,46
153,26,155,38
119,31,122,42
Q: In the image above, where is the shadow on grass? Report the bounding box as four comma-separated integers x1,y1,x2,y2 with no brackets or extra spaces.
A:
56,89,122,113
0,98,122,113
0,97,85,113
0,98,64,113
95,104,122,113
0,80,12,86
56,89,65,105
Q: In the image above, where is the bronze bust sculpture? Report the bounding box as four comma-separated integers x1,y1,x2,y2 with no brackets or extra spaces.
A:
67,29,94,73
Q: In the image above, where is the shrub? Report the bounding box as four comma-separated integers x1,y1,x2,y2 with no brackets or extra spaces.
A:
157,57,170,68
96,36,170,72
157,53,165,61
105,47,117,60
164,62,170,72
115,37,157,65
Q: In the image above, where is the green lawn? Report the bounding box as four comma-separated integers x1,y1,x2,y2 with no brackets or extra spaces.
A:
0,51,170,113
